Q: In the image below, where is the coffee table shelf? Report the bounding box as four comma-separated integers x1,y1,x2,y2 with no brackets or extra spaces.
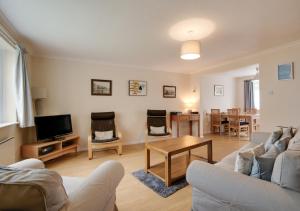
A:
145,135,213,187
147,154,199,182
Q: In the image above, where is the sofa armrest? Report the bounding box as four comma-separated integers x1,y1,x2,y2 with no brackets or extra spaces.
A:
250,132,270,144
68,160,124,211
8,158,45,169
187,160,299,211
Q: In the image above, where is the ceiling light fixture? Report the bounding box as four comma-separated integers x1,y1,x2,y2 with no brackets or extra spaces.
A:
181,40,200,60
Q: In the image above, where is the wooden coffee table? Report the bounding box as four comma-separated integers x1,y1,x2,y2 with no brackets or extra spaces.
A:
145,135,212,187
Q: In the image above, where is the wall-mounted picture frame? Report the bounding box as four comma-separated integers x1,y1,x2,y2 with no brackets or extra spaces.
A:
129,80,147,96
163,85,176,98
214,85,224,96
278,63,294,80
91,79,112,96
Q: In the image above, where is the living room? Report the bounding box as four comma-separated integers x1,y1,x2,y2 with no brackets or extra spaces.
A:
0,1,300,211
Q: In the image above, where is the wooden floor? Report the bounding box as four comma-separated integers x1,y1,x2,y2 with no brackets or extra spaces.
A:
46,134,249,211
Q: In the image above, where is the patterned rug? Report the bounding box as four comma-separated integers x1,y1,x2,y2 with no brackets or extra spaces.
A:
132,169,188,198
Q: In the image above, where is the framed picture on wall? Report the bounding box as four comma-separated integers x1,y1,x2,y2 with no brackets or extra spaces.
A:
278,63,294,80
91,79,112,96
163,85,176,98
214,85,224,96
129,80,147,96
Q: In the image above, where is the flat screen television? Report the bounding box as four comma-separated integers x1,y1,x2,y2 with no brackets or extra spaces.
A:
35,114,73,141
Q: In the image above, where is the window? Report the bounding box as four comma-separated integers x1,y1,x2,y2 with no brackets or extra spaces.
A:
252,80,260,110
0,36,17,125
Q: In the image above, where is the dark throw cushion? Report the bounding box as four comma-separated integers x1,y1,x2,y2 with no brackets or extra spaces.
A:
250,145,280,181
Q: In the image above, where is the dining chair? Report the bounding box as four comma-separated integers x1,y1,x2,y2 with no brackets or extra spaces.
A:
227,109,249,137
211,109,229,135
246,108,258,114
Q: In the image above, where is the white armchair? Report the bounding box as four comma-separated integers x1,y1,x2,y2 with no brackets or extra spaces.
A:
8,159,125,211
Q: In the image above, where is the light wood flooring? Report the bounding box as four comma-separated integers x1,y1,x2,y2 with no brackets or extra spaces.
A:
46,134,249,211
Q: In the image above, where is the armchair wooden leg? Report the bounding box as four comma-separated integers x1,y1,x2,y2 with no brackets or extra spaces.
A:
117,143,122,155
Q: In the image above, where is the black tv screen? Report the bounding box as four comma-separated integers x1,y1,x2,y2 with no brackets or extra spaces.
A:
35,114,73,141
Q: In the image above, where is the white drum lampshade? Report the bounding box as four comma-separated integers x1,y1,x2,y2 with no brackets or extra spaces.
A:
180,40,201,60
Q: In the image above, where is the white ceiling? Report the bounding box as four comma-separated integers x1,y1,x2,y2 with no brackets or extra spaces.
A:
0,0,300,73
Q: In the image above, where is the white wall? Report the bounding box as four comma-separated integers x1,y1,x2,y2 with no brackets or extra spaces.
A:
198,76,237,134
30,41,300,145
192,41,300,132
30,56,193,149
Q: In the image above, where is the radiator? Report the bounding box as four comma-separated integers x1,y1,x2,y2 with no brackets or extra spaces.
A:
0,137,15,165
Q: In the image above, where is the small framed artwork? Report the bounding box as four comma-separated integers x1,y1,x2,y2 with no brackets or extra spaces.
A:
163,85,176,98
91,79,112,96
278,63,294,80
214,85,224,96
129,80,147,96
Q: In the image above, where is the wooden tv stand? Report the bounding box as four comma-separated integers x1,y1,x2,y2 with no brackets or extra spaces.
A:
21,134,79,162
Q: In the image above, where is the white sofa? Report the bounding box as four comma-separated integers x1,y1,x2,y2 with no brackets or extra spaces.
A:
8,159,125,211
187,132,300,211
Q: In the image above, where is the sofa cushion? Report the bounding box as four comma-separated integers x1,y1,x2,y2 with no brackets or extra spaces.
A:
234,143,265,175
95,130,113,141
288,128,300,151
150,126,165,135
218,142,259,171
281,127,294,139
264,130,282,151
271,150,300,192
250,145,280,181
0,166,68,211
274,137,291,153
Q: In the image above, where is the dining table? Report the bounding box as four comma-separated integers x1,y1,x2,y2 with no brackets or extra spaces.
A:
209,112,260,134
219,112,260,133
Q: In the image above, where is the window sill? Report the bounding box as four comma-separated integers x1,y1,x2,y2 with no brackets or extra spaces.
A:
0,122,19,129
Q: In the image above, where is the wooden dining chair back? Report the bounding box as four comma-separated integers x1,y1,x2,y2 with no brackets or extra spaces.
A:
227,109,249,137
227,109,239,127
246,108,258,114
211,109,229,134
211,109,221,134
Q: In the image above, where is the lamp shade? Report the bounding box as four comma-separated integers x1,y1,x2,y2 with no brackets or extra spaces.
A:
181,40,200,60
31,87,47,99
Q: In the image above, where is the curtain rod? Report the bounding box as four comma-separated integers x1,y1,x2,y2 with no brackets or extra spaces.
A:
0,26,17,49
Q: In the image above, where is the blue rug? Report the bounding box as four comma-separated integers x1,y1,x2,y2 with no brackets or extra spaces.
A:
132,169,188,198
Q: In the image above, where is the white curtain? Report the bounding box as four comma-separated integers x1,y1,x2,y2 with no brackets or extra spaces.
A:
15,45,34,128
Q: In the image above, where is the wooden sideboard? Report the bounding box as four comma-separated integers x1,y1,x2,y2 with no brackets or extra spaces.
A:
170,113,200,137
